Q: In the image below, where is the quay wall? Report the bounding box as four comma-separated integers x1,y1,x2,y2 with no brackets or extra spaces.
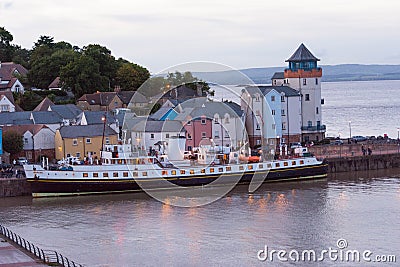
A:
0,178,31,197
325,154,400,173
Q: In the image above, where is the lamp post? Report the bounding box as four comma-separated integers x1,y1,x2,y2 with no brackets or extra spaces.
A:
101,114,107,156
349,121,352,139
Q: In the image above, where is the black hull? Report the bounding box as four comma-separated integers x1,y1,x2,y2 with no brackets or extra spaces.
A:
27,164,328,197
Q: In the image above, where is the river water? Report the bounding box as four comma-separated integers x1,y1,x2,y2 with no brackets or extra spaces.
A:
1,168,400,266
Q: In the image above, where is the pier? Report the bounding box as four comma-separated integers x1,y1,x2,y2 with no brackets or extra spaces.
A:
0,225,83,267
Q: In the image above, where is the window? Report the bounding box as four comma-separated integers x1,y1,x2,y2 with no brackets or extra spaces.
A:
150,133,154,139
201,169,205,173
281,109,285,116
166,133,170,138
226,166,231,171
303,78,307,85
316,107,319,114
210,168,214,173
83,173,88,177
275,163,280,167
180,170,185,175
284,162,288,166
239,166,244,171
225,117,229,124
105,137,110,145
187,133,192,140
24,138,29,144
271,95,275,102
248,165,253,170
86,138,91,144
308,121,312,127
281,95,285,102
93,173,99,177
201,132,207,139
171,170,176,175
187,120,191,125
114,101,119,107
214,117,219,124
315,78,319,85
73,139,78,146
201,118,206,124
190,170,195,174
215,131,220,138
219,167,223,172
142,172,148,176
272,109,275,115
259,164,263,169
305,94,310,101
256,140,261,145
0,105,9,111
282,122,286,130
103,173,109,177
272,124,276,130
292,161,296,166
76,152,81,158
256,124,260,130
255,95,260,102
113,172,118,177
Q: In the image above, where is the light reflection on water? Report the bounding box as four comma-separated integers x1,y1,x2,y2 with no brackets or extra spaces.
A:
0,169,400,266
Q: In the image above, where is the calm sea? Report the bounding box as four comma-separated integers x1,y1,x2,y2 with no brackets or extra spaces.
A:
212,79,400,139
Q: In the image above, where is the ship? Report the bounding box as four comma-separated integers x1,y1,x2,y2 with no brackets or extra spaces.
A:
24,141,328,198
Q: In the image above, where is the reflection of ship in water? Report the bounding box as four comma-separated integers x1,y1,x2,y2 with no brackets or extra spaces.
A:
24,137,328,197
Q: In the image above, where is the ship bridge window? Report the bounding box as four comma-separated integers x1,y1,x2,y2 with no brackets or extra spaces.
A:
201,169,205,174
292,161,296,166
93,173,99,178
103,173,109,178
226,166,231,171
113,172,118,177
259,164,263,169
162,170,168,176
210,168,214,173
267,164,272,169
83,173,88,178
284,162,288,167
180,170,185,175
123,172,129,177
171,170,176,175
300,160,304,165
142,172,148,176
248,165,253,170
133,172,138,177
190,170,194,175
275,163,280,167
239,166,244,171
218,167,223,172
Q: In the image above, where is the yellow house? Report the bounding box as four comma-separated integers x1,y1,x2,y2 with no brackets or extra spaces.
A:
55,124,118,160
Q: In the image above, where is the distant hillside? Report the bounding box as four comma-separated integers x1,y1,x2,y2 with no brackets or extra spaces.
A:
193,64,400,84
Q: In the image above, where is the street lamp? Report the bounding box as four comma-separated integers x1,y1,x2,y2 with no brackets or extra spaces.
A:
349,121,352,139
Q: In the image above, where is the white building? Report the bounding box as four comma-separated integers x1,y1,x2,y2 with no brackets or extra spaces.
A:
277,43,325,142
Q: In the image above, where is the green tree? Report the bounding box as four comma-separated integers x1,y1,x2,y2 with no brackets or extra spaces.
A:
0,26,15,61
60,55,106,98
14,91,43,111
82,44,117,86
3,131,24,156
115,62,150,91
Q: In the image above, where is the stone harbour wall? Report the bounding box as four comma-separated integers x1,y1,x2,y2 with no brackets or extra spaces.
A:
0,178,31,197
326,154,400,173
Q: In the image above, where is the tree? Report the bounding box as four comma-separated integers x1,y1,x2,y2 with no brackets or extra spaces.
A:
3,131,24,156
0,27,15,61
60,55,106,98
115,62,150,91
14,91,43,111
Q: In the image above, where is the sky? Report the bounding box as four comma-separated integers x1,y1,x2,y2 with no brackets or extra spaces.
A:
1,0,400,73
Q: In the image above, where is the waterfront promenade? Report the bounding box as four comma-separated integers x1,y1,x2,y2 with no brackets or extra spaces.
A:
0,237,48,267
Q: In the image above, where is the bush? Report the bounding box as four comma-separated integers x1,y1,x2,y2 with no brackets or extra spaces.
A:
35,90,67,97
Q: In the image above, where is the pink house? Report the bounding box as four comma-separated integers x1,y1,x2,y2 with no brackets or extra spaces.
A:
184,116,212,151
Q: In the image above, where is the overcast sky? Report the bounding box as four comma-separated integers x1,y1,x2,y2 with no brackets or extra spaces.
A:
1,0,400,72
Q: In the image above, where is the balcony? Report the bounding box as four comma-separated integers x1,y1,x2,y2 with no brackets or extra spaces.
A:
301,125,326,132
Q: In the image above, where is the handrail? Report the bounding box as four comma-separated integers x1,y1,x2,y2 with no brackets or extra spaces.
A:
0,224,84,267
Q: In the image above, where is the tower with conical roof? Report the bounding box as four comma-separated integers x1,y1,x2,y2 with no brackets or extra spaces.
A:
284,43,325,142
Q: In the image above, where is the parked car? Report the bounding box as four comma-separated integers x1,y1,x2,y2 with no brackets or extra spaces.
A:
17,157,28,165
57,156,81,165
352,136,367,142
290,142,302,149
332,140,344,145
